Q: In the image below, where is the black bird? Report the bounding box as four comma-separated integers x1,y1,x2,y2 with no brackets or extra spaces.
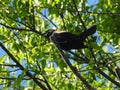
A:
44,25,96,50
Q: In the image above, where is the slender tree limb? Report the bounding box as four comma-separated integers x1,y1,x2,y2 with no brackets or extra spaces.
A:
114,66,120,81
1,69,20,73
0,64,17,67
71,0,120,87
0,77,16,80
95,67,120,87
0,23,29,31
0,22,43,36
0,42,48,90
69,51,89,63
39,12,58,28
0,81,14,86
0,77,31,80
72,0,87,30
0,77,42,81
53,1,67,30
31,5,36,31
89,47,120,87
50,35,95,90
58,6,66,30
6,15,31,28
36,60,52,90
35,6,120,15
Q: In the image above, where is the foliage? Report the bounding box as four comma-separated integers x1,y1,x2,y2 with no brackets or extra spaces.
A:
0,0,120,89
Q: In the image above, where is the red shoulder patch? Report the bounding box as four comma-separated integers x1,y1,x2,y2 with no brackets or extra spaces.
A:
55,30,66,33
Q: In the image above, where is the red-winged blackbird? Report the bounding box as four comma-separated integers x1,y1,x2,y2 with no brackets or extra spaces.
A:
44,25,96,50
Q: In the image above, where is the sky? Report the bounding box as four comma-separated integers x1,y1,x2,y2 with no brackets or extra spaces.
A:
87,0,98,5
0,47,5,57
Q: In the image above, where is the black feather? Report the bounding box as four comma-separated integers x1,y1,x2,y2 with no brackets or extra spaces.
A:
44,25,96,50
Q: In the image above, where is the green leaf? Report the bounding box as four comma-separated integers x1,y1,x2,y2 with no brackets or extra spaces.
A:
13,71,25,87
18,52,24,59
0,55,6,63
0,35,7,40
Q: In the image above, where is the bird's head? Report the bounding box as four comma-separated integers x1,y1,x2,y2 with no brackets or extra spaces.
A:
44,29,55,38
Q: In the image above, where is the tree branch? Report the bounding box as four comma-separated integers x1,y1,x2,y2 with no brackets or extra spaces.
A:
89,47,120,87
0,64,17,67
36,60,52,90
72,0,87,30
6,15,31,29
35,6,120,15
71,0,120,87
69,50,89,63
114,66,120,81
0,42,48,90
50,35,95,90
0,22,43,36
39,12,58,28
95,67,120,87
1,69,20,73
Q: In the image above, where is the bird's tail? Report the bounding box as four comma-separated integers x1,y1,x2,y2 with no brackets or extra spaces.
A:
79,25,96,41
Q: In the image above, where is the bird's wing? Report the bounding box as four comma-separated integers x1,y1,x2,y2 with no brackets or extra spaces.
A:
54,32,77,43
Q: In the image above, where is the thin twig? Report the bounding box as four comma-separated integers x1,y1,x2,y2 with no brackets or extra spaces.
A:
71,0,120,87
6,15,31,28
32,5,36,31
1,69,20,73
36,61,52,90
69,51,89,63
89,46,120,87
0,23,43,36
114,66,120,81
0,64,17,67
0,42,48,90
39,12,58,28
50,35,95,90
72,0,87,30
35,6,120,15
